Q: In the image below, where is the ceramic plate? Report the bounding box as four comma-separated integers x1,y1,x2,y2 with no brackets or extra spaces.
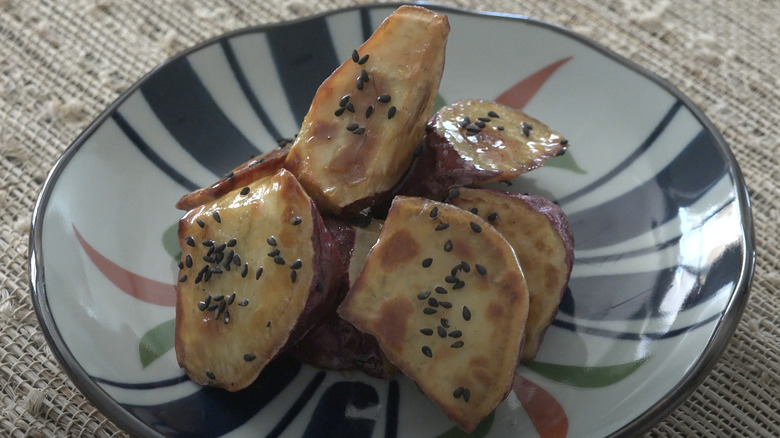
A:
29,3,755,437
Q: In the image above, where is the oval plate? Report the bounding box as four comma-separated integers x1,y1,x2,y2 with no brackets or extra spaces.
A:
29,3,755,437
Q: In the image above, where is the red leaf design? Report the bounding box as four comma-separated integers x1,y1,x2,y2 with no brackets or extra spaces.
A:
495,57,572,110
73,224,177,306
513,375,569,438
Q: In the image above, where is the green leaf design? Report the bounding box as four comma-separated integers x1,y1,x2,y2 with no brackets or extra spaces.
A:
544,150,586,174
139,319,176,368
163,222,181,261
433,411,494,438
524,356,650,388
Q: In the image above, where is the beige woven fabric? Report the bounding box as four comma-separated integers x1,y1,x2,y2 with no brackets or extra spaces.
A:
1,0,777,436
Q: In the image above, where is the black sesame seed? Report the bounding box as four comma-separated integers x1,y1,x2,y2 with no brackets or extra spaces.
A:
451,265,461,276
435,286,448,295
267,248,280,257
422,346,433,358
222,250,234,267
430,206,439,219
460,261,470,272
423,307,437,315
443,240,453,252
439,301,452,309
290,269,297,283
451,341,464,348
178,274,187,282
353,127,365,135
356,77,364,90
196,219,205,228
435,222,450,231
346,102,355,113
241,263,248,278
475,121,486,129
417,290,431,300
206,370,215,380
488,110,500,118
477,117,492,122
227,238,237,247
290,259,302,270
185,254,193,268
198,265,209,276
351,49,359,63
475,264,487,275
212,294,224,302
233,254,241,266
197,301,207,311
463,388,471,402
466,125,481,133
496,126,505,131
387,106,397,119
266,321,272,328
212,212,221,223
291,217,302,225
422,258,433,268
346,122,359,132
244,353,256,362
228,292,236,305
462,306,472,321
204,269,213,282
561,138,569,145
453,387,464,398
470,222,482,233
215,243,226,253
274,256,285,265
365,105,374,118
207,304,218,311
463,117,471,125
255,267,264,280
223,310,230,324
202,255,215,264
448,330,462,338
239,299,249,306
428,297,439,307
335,107,346,116
420,328,434,336
240,186,250,196
437,326,447,338
185,236,195,247
267,236,277,246
441,318,450,328
339,95,350,107
178,260,184,269
425,123,434,133
458,119,469,129
445,275,458,284
453,280,465,290
377,94,391,103
488,212,499,222
522,122,532,137
556,147,568,157
202,240,214,247
360,68,369,83
358,54,369,65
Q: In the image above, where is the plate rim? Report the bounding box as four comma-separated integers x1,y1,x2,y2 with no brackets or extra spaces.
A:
27,2,756,437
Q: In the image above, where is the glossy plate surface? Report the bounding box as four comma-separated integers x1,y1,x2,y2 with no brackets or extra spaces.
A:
29,3,754,437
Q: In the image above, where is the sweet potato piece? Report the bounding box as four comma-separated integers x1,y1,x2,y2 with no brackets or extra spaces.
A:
339,196,530,432
284,6,449,214
175,169,338,391
175,145,290,211
449,188,574,362
398,99,569,200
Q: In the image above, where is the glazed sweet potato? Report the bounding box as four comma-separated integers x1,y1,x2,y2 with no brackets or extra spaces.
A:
398,99,569,200
175,169,338,391
284,5,450,214
339,196,530,432
449,188,574,362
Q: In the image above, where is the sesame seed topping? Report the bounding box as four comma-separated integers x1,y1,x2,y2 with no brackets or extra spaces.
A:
422,346,433,358
422,258,433,268
448,330,462,338
266,236,277,246
445,275,458,284
241,263,248,278
178,260,184,269
267,248,280,257
462,306,472,321
466,125,481,133
441,318,450,328
356,77,364,90
227,292,236,305
205,370,215,380
360,68,369,83
185,236,195,247
497,126,505,131
255,267,263,280
453,281,465,290
351,49,359,63
488,110,500,118
202,240,214,247
561,138,569,145
290,259,302,270
437,326,447,338
430,206,439,219
451,341,464,348
239,299,249,306
353,127,366,135
423,307,437,315
240,187,250,196
377,94,391,103
453,387,464,398
274,256,285,265
428,297,439,307
475,121,486,129
460,261,470,272
196,219,205,228
365,105,374,118
266,321,272,328
463,388,471,402
346,102,355,113
346,122,359,132
470,222,482,233
334,107,346,116
435,222,449,231
444,240,453,252
291,217,302,225
475,264,487,275
290,269,297,283
185,254,193,268
477,117,492,122
212,294,224,302
488,212,499,222
358,54,369,65
212,212,221,223
435,286,448,295
244,353,256,362
417,290,431,300
339,95,350,107
387,106,397,119
439,301,452,309
420,328,433,336
197,301,207,311
522,122,533,137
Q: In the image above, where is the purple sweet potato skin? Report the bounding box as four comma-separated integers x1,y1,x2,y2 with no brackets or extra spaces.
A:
291,217,392,378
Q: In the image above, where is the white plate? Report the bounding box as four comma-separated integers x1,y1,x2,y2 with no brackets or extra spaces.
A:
30,3,754,437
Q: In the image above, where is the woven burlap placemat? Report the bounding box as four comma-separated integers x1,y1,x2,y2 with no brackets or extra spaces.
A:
1,0,777,436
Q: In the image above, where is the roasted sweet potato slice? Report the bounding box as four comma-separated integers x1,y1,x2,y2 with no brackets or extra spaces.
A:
284,5,449,214
339,196,530,432
175,169,337,391
175,145,290,211
449,188,574,362
399,99,569,200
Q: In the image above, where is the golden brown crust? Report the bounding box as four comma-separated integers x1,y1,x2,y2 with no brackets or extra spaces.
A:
339,196,529,432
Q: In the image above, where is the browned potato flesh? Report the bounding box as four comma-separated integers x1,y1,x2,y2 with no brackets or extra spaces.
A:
339,196,530,432
284,5,450,214
399,99,568,200
175,169,337,391
450,188,574,361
